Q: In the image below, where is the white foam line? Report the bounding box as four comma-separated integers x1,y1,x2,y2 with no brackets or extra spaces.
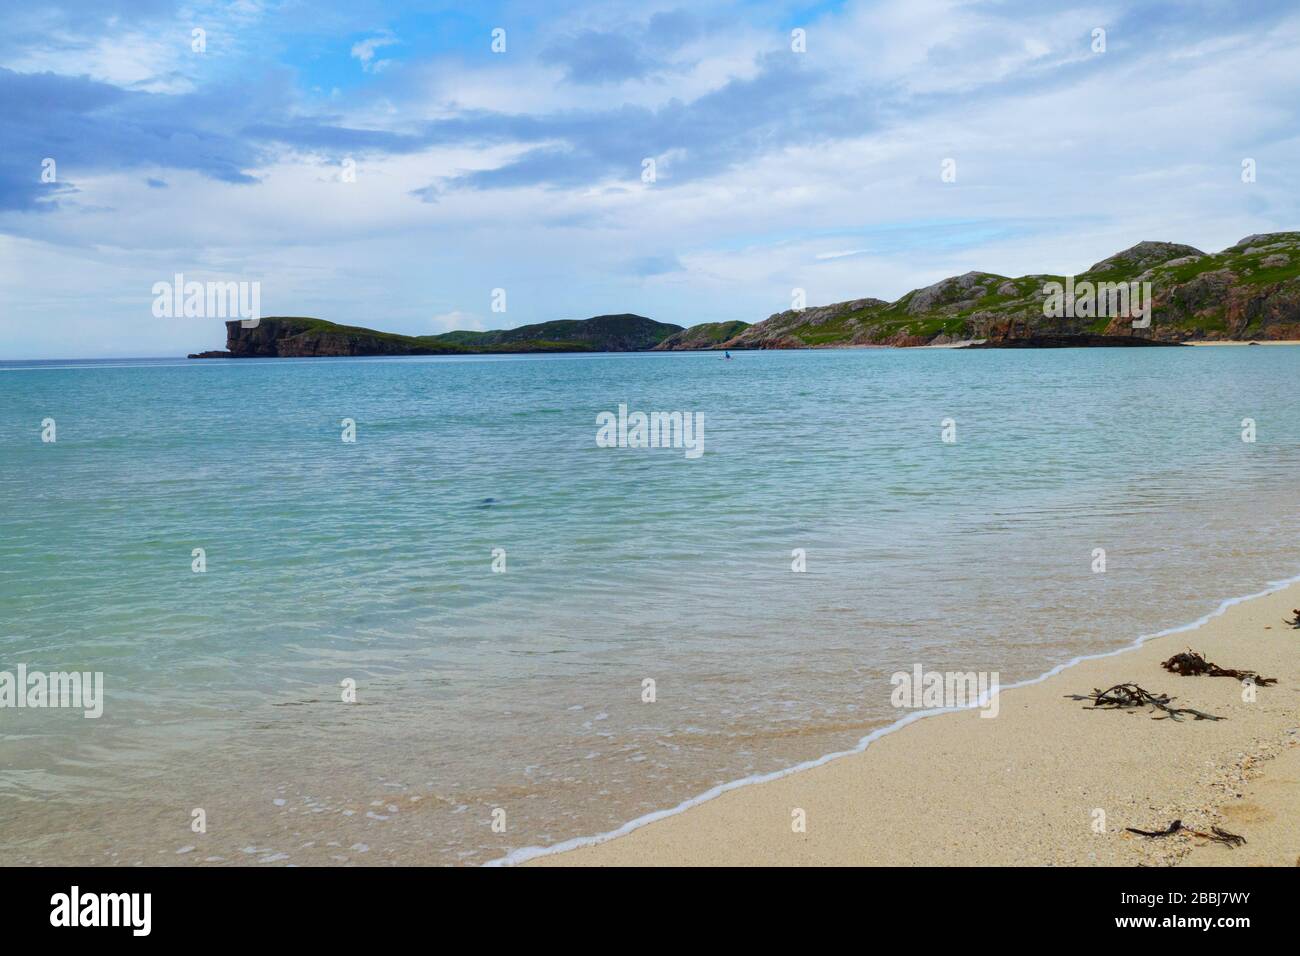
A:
486,570,1300,867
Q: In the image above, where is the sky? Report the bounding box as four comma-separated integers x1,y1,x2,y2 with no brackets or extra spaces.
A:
1,0,1297,358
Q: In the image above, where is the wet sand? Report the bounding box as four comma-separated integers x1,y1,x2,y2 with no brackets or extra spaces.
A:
524,580,1300,866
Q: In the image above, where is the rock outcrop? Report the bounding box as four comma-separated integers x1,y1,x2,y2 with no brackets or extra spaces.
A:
188,317,456,358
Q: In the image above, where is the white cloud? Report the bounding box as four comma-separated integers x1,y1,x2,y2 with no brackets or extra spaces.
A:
430,311,485,332
3,29,197,93
3,0,1299,358
351,33,399,73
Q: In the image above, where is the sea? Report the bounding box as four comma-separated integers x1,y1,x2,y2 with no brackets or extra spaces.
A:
1,345,1297,864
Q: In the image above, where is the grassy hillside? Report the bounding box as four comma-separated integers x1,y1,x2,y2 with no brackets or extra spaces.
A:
429,313,682,352
654,320,750,350
720,233,1300,348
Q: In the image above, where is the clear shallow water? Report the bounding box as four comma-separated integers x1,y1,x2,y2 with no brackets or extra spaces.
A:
0,347,1297,865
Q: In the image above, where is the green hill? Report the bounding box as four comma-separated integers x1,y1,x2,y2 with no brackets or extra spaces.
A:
654,321,750,350
430,314,682,352
717,233,1300,348
190,313,683,358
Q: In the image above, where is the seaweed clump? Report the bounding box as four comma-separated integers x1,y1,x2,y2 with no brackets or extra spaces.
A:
1065,683,1224,721
1125,820,1246,848
1160,650,1276,686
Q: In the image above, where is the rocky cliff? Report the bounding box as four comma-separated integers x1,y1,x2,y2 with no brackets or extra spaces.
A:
188,317,460,358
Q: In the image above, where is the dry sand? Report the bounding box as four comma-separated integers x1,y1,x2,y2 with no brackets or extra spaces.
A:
524,580,1300,866
1185,340,1300,346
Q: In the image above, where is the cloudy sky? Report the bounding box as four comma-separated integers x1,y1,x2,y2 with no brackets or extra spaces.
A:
1,0,1297,358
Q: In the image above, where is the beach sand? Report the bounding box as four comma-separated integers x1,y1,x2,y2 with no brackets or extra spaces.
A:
526,580,1300,866
1185,340,1300,346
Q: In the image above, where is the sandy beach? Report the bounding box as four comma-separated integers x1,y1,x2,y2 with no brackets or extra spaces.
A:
1185,340,1300,346
524,579,1300,866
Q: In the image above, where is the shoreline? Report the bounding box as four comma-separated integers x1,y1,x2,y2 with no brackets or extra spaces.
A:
8,340,1299,366
506,574,1300,866
1184,339,1300,346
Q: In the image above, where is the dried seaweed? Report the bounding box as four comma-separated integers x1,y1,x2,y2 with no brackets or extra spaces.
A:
1286,609,1300,629
1125,820,1183,837
1160,649,1276,686
1065,683,1225,721
1205,826,1248,847
1125,820,1246,848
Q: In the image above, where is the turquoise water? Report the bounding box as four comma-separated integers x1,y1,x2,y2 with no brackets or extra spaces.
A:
1,347,1297,864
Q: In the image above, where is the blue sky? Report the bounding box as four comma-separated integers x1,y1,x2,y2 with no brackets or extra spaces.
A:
1,0,1297,358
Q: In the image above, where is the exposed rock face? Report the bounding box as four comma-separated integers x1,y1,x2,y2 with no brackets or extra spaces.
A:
700,232,1300,349
1234,235,1294,252
906,271,997,314
1086,241,1205,275
188,318,458,358
1167,269,1234,317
